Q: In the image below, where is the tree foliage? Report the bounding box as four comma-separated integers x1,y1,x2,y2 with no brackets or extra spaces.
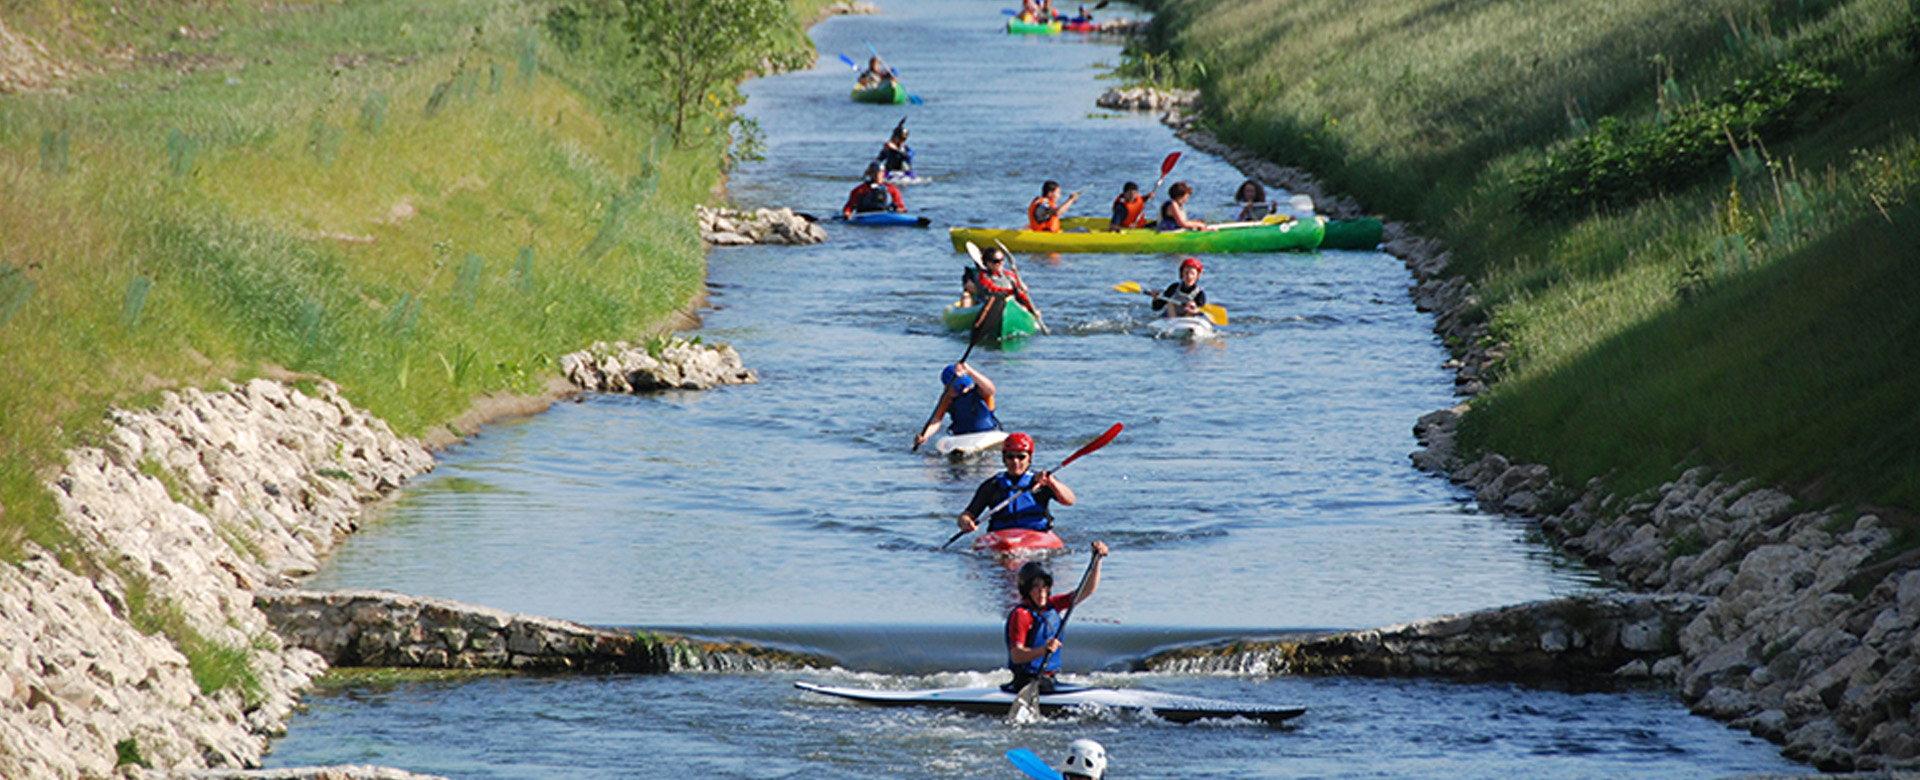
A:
622,0,789,144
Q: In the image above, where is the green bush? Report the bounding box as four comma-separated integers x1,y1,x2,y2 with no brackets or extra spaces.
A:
1514,61,1840,220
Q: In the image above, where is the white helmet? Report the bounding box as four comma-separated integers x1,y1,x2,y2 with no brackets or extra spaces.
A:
1061,738,1107,780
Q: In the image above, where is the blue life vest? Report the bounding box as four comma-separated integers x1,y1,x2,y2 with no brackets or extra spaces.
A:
989,472,1049,531
947,389,999,435
1009,602,1064,676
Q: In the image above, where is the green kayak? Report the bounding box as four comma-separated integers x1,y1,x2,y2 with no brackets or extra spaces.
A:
941,296,1040,344
851,81,909,105
1006,18,1063,35
1320,218,1384,250
950,215,1324,255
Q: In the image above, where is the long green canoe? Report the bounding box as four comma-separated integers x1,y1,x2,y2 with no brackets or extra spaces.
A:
1006,18,1063,35
941,297,1039,344
949,216,1324,254
851,81,909,105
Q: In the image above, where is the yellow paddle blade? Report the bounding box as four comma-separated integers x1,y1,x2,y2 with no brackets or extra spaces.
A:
1112,281,1144,294
1201,304,1228,325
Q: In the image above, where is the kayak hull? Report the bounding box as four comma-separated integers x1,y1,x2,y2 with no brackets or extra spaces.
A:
841,211,931,228
935,430,1009,461
1006,19,1063,35
795,681,1306,725
949,217,1324,254
851,82,909,105
942,299,1039,344
1150,316,1216,341
973,528,1064,555
1320,218,1384,250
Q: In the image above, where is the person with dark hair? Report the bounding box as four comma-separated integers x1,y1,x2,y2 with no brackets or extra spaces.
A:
1234,178,1272,221
1157,181,1210,231
1005,543,1106,694
1108,180,1156,231
1028,180,1080,233
876,121,913,177
841,161,905,218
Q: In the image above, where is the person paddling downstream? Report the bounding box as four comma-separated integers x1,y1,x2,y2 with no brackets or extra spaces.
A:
1152,257,1208,318
959,246,1044,322
1028,180,1081,233
1006,544,1107,695
913,362,999,450
959,432,1074,536
842,162,905,219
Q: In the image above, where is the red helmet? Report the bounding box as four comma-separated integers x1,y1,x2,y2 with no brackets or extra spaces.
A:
1181,257,1204,272
1004,432,1034,453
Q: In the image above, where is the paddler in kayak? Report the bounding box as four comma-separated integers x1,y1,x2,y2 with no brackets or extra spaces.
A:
855,55,895,89
1151,257,1208,318
1106,180,1155,231
958,432,1074,536
875,120,913,178
1156,181,1212,232
1006,544,1106,694
1233,178,1273,221
842,161,905,219
959,246,1046,327
913,362,999,450
1028,180,1081,233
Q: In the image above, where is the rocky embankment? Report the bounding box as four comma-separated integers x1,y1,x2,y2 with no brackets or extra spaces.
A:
1096,86,1196,112
1160,105,1920,771
560,337,758,393
696,205,825,246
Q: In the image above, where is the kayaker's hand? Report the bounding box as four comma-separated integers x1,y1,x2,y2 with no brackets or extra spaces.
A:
1091,540,1109,558
958,515,979,533
1043,638,1063,653
1034,470,1054,490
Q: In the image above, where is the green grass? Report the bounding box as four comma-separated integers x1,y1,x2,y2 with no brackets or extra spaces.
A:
1144,0,1920,509
0,0,827,561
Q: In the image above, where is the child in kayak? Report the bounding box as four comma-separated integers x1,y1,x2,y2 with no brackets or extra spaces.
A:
1027,180,1080,232
1233,178,1273,221
1005,544,1106,694
958,432,1074,535
1107,180,1155,231
914,362,1000,450
1157,181,1211,232
842,162,905,219
1151,257,1207,319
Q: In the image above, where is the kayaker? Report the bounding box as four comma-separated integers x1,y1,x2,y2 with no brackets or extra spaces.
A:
959,247,1042,322
1028,180,1080,233
1107,180,1155,231
1157,181,1211,232
1151,257,1207,318
842,162,905,219
875,121,913,177
856,56,894,89
1234,178,1272,221
1005,545,1106,694
1061,739,1108,780
1019,0,1058,22
959,432,1074,535
913,362,999,450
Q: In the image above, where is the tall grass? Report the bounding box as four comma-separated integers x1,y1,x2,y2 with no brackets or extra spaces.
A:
0,0,826,560
1150,0,1920,508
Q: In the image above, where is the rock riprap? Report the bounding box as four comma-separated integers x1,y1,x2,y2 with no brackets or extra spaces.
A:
696,205,825,246
560,338,758,393
1097,86,1197,112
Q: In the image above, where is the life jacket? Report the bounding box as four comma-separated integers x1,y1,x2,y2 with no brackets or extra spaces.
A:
1028,195,1061,232
1158,200,1183,231
969,268,1018,296
989,471,1049,531
1113,193,1147,229
854,183,893,213
1161,282,1203,314
877,143,912,173
1008,601,1064,676
947,387,1000,435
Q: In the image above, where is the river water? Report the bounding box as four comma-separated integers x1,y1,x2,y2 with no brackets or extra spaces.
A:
266,1,1804,777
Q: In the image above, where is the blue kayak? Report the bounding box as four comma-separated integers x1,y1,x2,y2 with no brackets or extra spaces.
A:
840,211,931,228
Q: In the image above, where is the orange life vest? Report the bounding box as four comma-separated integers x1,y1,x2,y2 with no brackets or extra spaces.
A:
1113,193,1147,229
1027,195,1061,232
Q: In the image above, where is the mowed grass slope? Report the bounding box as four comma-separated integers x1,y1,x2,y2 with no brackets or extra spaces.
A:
0,0,822,559
1146,0,1920,509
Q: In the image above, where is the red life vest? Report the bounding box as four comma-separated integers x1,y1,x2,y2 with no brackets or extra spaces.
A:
1027,195,1061,232
1113,193,1147,229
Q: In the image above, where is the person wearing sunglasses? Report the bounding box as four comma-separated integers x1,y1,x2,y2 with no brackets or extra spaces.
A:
957,432,1075,535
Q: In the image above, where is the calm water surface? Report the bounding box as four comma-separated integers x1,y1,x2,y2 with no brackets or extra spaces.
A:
271,1,1803,777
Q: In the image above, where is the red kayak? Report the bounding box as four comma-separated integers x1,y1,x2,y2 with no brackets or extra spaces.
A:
973,528,1064,556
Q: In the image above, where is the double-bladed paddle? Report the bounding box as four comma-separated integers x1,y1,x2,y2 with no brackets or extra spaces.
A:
913,245,1004,453
1006,748,1063,780
1112,280,1227,325
861,41,924,104
1011,544,1106,719
991,239,1050,335
941,423,1122,549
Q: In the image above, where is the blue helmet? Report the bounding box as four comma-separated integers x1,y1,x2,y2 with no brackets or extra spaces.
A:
941,364,973,392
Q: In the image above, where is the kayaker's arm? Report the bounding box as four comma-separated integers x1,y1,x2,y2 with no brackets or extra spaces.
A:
886,183,905,213
914,390,954,448
958,362,995,400
1037,470,1074,507
1067,541,1107,606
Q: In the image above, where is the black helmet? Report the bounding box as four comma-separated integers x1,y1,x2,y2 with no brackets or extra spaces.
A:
1016,561,1053,593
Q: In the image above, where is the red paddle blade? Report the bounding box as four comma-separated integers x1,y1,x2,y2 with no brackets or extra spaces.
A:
1160,152,1181,177
1057,423,1123,469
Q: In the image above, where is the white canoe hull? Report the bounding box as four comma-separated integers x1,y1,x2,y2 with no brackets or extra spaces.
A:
1149,316,1216,340
794,681,1304,725
934,430,1008,461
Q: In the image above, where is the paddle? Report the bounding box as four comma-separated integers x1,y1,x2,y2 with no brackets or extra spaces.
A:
1150,151,1181,198
1006,749,1063,780
941,422,1122,549
1011,545,1106,718
914,247,1003,453
861,41,924,104
1112,280,1227,325
991,239,1050,335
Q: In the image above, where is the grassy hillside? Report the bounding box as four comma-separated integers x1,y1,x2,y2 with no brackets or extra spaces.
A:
0,0,824,560
1138,0,1920,511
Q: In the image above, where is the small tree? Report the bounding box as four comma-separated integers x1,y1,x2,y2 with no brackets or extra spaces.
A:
623,0,786,144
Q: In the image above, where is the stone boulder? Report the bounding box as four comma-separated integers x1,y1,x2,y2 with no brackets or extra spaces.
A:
695,205,825,246
560,338,758,393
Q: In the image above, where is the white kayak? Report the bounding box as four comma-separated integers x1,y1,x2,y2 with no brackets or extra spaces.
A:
934,430,1009,461
1149,316,1216,340
794,681,1305,725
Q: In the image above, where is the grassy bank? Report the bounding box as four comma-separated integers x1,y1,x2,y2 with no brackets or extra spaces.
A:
0,0,824,560
1136,0,1920,511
